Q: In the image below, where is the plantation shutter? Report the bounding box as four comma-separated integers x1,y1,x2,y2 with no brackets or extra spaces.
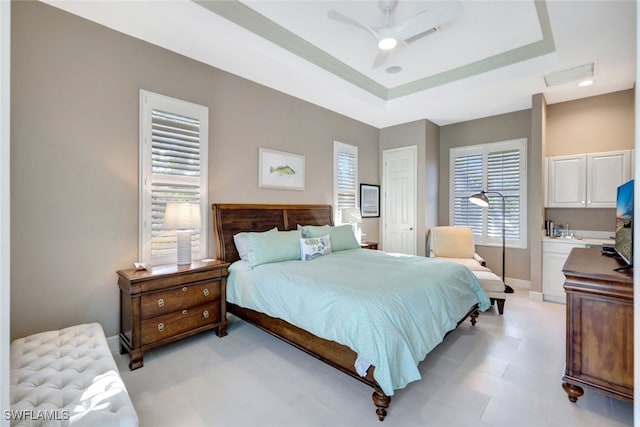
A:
334,142,358,223
150,110,202,259
487,149,521,241
336,151,357,210
449,139,527,248
452,152,483,236
140,91,208,264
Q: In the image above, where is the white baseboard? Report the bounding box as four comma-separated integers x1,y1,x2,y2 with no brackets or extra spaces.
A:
106,334,119,353
529,291,543,301
505,277,531,289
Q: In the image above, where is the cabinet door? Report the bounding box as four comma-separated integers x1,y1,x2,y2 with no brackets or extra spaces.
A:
542,251,569,303
542,241,586,304
547,155,586,207
587,150,631,208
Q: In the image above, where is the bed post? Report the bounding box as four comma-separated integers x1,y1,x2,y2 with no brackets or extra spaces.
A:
372,387,391,421
470,309,479,326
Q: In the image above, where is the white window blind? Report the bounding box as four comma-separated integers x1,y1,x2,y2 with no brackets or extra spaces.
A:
449,139,527,248
139,90,208,265
334,141,358,223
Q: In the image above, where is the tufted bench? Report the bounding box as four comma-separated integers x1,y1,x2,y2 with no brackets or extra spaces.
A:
10,323,138,427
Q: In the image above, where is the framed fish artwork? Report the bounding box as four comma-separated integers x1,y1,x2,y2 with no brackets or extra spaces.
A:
258,147,305,190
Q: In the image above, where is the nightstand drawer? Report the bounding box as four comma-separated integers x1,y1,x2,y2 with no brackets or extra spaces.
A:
141,281,220,319
141,302,220,346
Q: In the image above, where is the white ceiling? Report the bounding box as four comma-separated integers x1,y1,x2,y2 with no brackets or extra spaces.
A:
43,0,636,128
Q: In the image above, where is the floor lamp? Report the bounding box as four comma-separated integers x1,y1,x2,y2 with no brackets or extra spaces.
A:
468,190,514,293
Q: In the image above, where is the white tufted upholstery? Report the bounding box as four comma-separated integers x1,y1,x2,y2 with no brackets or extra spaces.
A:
10,323,138,427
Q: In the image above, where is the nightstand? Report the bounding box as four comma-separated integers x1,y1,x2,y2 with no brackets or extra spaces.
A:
116,259,229,370
360,242,378,250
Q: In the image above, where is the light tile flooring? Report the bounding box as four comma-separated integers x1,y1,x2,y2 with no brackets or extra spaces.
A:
114,290,633,427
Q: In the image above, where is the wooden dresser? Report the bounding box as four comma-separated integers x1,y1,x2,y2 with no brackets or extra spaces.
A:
561,247,633,402
117,259,229,370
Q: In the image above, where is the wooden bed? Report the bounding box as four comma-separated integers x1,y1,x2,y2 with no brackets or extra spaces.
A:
211,203,480,421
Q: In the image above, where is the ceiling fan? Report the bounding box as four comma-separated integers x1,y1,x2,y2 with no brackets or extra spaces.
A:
327,0,463,69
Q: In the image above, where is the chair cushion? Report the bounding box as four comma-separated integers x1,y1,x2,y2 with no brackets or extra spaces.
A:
430,226,475,259
436,257,491,272
473,270,505,293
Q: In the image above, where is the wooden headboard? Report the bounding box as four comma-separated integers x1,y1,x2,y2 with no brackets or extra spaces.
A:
212,203,334,263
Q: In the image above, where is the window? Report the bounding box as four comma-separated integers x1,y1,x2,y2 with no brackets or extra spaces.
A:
139,90,208,264
333,141,358,224
449,138,527,248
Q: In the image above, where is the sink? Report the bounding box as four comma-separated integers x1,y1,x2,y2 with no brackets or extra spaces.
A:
553,235,583,240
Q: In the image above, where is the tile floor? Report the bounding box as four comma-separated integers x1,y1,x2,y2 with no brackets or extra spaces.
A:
114,290,633,427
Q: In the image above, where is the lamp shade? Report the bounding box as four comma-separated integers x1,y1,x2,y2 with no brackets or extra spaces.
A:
164,202,201,230
341,207,362,224
468,191,489,207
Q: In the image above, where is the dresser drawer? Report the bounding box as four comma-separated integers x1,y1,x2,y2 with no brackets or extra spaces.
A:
141,281,221,319
141,302,221,346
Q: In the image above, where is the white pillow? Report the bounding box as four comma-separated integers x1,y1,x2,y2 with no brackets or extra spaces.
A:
233,227,278,261
300,234,332,261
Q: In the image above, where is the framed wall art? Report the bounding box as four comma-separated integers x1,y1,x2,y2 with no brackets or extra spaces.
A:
360,184,380,218
258,148,305,191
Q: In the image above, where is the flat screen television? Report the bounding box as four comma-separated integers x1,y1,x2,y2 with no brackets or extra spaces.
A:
614,179,633,269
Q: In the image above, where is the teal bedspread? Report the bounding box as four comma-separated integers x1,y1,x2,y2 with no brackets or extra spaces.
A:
227,249,490,396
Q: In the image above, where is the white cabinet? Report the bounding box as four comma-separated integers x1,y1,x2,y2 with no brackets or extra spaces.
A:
546,150,631,208
546,154,586,208
542,240,586,303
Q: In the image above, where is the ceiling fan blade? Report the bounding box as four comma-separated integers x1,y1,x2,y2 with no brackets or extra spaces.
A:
372,46,403,69
327,10,378,40
372,50,390,69
393,1,463,43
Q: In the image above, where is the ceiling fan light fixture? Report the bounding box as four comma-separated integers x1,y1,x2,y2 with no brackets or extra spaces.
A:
378,37,397,50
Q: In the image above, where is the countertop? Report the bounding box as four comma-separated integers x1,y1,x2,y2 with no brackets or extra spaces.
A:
542,236,614,246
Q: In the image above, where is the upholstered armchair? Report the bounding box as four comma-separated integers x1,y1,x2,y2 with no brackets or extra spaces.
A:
429,226,507,314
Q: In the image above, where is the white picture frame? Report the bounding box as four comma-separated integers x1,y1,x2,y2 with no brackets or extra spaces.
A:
258,148,305,191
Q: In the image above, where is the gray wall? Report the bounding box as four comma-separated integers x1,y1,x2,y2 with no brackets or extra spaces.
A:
439,110,533,282
530,94,546,293
10,2,379,339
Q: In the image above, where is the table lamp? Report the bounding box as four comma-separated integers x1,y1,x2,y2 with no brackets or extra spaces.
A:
164,202,201,265
341,207,362,243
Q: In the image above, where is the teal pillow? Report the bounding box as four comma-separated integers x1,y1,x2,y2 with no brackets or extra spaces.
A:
301,224,360,252
233,227,278,261
245,229,302,268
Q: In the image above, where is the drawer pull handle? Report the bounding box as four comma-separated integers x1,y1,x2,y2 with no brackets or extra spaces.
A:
203,310,209,319
157,323,165,332
182,287,188,292
182,309,187,315
157,298,164,307
203,288,210,297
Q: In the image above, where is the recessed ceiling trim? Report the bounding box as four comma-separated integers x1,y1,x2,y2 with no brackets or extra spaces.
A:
195,0,556,101
388,0,556,99
194,0,388,99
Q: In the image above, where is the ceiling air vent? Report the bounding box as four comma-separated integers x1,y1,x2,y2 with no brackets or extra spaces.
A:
543,63,594,87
